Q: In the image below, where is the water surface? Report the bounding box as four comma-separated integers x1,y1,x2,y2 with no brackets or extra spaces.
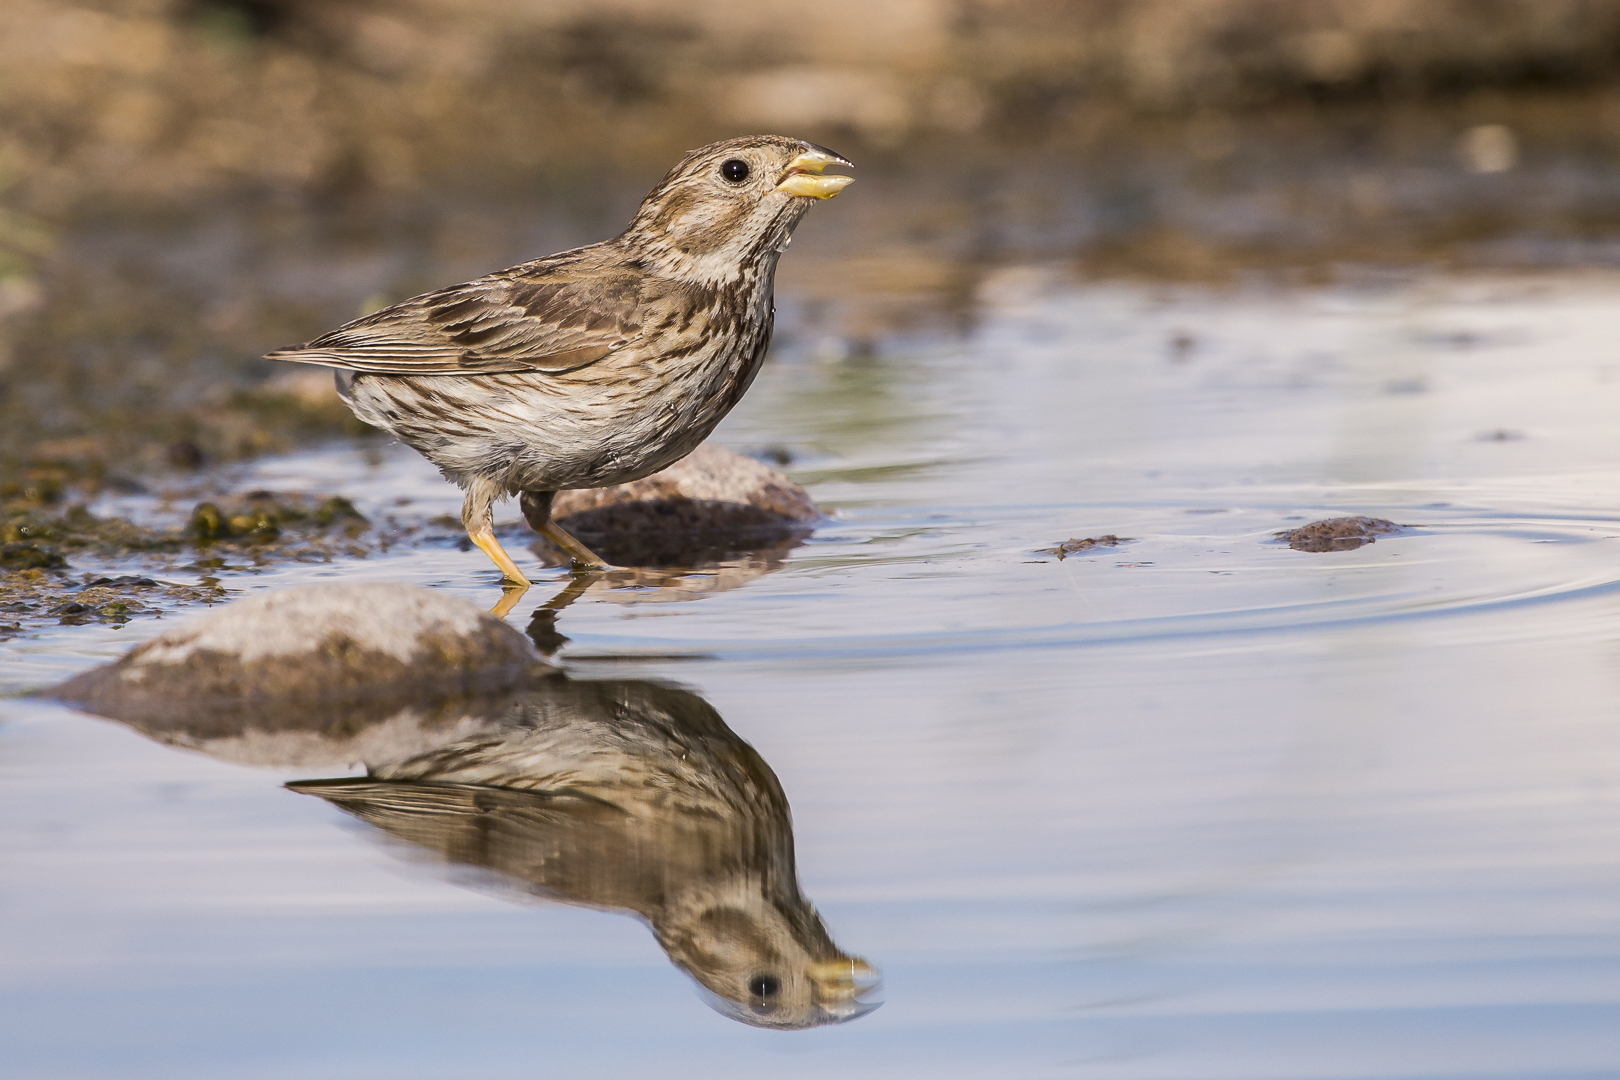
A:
4,270,1620,1078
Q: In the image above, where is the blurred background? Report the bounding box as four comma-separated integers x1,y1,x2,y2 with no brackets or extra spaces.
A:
9,8,1620,1073
6,0,1620,482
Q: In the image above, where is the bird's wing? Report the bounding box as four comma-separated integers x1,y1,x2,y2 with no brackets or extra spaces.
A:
265,264,644,376
286,778,628,845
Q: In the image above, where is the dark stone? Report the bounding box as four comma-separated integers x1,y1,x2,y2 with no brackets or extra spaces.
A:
1278,516,1403,552
539,444,819,567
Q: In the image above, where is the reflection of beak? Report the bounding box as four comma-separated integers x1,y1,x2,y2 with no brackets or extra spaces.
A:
807,956,881,1001
777,146,855,200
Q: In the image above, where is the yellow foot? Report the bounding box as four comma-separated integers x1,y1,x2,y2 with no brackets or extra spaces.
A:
489,582,529,618
468,526,532,587
539,521,614,570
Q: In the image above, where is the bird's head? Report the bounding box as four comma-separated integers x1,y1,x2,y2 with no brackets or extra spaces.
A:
625,135,853,284
655,876,882,1029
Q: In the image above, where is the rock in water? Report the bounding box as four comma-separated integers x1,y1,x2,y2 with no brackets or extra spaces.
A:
48,583,547,728
1278,516,1403,552
540,443,820,566
1034,535,1130,560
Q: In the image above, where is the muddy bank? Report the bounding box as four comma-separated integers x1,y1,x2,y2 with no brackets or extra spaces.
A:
0,444,821,637
0,485,393,638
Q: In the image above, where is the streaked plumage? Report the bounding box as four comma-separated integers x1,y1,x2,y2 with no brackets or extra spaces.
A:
266,135,853,589
290,676,880,1028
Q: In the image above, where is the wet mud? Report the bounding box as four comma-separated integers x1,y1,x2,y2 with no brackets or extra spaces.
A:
0,571,222,637
0,486,405,638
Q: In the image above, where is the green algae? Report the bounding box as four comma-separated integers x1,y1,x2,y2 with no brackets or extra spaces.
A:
0,487,383,639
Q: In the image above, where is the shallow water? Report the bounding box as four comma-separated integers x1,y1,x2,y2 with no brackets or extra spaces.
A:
5,269,1620,1077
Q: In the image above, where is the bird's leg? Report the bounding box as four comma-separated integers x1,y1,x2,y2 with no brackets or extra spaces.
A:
520,490,613,569
488,585,527,619
463,483,531,590
542,566,606,612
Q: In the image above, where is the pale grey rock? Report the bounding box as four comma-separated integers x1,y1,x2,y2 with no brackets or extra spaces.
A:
49,583,547,731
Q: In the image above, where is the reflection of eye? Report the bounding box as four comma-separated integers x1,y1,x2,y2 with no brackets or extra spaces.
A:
748,974,781,999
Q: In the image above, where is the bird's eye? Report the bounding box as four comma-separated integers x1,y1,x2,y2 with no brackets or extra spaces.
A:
720,159,751,184
748,974,780,999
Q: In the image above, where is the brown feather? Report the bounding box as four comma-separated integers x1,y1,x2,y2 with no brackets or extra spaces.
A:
262,135,851,544
266,258,644,376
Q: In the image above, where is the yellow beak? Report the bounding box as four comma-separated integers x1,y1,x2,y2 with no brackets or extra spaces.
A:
806,956,880,1000
777,146,855,200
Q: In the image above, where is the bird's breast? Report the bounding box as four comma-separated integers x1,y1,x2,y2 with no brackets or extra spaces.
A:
493,272,777,490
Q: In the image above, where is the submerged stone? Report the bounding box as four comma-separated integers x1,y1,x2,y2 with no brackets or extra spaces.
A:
1035,535,1130,560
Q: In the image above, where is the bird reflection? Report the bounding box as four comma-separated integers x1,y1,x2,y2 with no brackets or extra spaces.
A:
287,675,879,1028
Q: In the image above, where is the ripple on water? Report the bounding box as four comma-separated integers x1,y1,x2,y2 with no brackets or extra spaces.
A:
5,273,1620,1078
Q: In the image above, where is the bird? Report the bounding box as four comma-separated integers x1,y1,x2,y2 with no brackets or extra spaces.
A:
266,135,853,591
288,676,881,1028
